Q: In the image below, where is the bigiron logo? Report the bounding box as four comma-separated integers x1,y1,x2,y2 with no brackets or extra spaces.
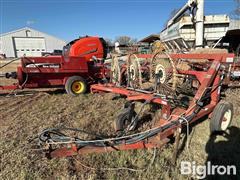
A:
180,161,237,179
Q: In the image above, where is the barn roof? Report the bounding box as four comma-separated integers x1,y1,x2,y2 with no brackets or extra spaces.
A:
138,34,160,43
0,27,66,43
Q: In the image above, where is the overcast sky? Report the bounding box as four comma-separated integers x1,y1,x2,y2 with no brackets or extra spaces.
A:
0,0,237,42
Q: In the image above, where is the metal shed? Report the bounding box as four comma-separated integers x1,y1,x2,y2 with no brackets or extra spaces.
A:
0,27,66,57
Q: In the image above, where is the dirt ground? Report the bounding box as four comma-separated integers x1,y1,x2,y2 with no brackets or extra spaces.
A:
0,62,240,179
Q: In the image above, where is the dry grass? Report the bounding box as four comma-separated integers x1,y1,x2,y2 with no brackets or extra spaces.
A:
0,90,239,179
0,60,20,85
0,62,240,179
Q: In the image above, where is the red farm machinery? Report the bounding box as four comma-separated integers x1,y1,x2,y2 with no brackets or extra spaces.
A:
0,0,238,170
36,50,240,161
1,32,239,163
0,36,109,96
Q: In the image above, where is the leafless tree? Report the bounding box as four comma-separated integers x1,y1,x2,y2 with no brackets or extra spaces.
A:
115,36,137,45
130,38,138,45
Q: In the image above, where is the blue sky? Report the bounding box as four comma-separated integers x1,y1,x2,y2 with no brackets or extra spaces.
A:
0,0,236,42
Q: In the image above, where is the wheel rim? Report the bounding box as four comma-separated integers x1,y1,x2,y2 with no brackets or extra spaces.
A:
122,114,137,131
72,81,84,94
127,53,142,88
155,64,166,83
150,52,177,94
111,55,121,85
129,64,137,80
221,109,232,130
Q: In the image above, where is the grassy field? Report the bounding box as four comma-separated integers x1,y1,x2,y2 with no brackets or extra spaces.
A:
0,62,240,179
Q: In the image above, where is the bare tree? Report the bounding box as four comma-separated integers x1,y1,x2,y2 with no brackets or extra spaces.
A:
129,38,138,45
115,36,131,45
114,36,137,45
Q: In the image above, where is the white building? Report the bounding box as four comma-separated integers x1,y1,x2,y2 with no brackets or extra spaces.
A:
0,27,66,57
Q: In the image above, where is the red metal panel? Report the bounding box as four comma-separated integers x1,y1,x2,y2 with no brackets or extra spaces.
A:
127,94,168,106
211,75,221,105
62,57,88,71
91,84,134,96
22,56,63,65
21,56,89,72
193,60,220,101
68,37,104,60
49,138,170,158
0,85,19,90
170,53,234,62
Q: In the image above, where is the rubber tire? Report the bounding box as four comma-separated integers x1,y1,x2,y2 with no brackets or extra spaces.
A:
65,76,87,96
114,109,138,132
210,101,233,133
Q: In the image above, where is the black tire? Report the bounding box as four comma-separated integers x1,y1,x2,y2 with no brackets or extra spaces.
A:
210,101,233,133
65,76,87,96
114,108,138,132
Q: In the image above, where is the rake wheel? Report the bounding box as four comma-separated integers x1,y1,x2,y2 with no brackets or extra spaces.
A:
127,53,142,89
110,55,121,86
150,52,177,95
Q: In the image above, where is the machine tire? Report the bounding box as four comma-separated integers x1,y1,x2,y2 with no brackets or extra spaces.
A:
210,101,233,133
65,76,87,96
114,108,138,132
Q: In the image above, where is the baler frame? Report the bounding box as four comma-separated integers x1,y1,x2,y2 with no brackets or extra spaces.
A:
0,56,109,92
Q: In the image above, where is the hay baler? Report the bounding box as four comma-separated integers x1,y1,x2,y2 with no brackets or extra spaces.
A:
0,36,109,96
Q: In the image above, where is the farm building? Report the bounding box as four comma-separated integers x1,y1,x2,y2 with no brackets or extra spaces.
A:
0,27,66,57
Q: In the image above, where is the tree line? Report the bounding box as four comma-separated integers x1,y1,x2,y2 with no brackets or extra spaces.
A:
104,36,138,46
